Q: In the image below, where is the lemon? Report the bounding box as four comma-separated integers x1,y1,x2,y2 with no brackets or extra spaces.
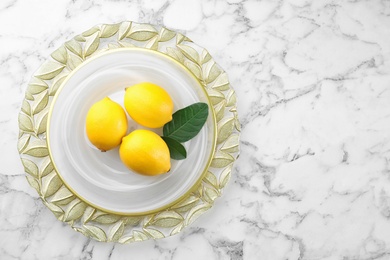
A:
119,129,171,176
86,97,127,151
124,82,173,128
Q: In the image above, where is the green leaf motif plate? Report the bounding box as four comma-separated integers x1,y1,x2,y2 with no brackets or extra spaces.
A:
17,21,240,243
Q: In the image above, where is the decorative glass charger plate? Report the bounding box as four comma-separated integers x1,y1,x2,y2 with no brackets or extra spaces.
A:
18,21,240,243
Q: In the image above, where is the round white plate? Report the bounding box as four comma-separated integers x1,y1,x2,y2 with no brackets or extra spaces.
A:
47,48,215,214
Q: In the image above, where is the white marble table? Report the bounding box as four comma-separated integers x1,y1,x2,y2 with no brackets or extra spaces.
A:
1,0,390,259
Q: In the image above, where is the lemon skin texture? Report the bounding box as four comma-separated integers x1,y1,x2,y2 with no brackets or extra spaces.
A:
119,129,171,176
124,82,173,128
86,97,128,151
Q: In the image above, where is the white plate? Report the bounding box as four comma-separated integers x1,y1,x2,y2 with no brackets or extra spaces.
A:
47,48,215,214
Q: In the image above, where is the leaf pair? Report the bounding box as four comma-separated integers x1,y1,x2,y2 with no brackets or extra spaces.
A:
162,103,208,160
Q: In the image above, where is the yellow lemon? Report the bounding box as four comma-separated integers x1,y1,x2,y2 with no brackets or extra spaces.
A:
86,97,128,151
124,82,173,128
119,129,171,176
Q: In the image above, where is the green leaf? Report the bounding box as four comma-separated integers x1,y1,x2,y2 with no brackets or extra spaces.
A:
161,137,187,160
163,102,208,143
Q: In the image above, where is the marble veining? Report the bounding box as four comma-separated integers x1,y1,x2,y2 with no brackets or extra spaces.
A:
1,0,390,259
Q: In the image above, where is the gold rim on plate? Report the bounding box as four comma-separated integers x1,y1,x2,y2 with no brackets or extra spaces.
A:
17,21,240,243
